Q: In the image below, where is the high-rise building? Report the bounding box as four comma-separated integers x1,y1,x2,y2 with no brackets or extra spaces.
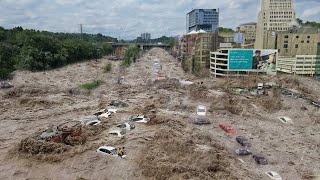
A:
141,33,151,40
255,0,296,49
186,9,219,33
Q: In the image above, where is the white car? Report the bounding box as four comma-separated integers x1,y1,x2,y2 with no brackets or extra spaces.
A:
128,115,149,123
108,108,118,114
81,118,101,126
266,171,282,180
109,129,126,137
98,111,111,119
197,105,207,116
277,116,293,124
116,122,135,130
96,146,126,158
94,108,117,119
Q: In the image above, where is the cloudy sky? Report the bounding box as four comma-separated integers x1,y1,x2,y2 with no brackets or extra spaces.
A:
0,0,319,39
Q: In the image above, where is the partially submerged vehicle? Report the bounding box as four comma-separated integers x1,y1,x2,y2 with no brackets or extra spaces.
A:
0,82,14,89
94,109,111,119
156,70,166,81
116,122,135,130
219,123,237,134
81,118,101,126
109,100,129,108
128,115,149,123
277,116,294,124
193,118,211,125
94,108,117,119
196,105,207,116
96,146,126,158
235,148,252,156
109,129,126,137
236,136,252,147
265,171,282,180
253,155,268,165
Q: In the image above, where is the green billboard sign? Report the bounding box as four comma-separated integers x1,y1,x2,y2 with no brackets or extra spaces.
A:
228,50,253,70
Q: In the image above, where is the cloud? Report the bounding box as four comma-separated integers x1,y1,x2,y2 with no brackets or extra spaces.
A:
0,0,319,39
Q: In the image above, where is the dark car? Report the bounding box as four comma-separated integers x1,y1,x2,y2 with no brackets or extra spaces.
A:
235,148,252,156
193,118,211,125
253,155,268,165
0,82,14,89
236,136,252,147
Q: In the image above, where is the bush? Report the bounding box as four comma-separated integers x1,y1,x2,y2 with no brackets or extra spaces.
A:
80,80,103,90
103,63,112,73
122,45,140,67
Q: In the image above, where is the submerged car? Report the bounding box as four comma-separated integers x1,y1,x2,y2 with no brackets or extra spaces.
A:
0,82,14,89
116,122,135,130
235,148,252,156
81,118,101,126
193,118,211,125
109,100,129,107
94,108,117,119
128,115,149,123
109,129,126,137
277,116,294,124
265,171,282,180
236,136,252,147
196,105,207,116
253,155,268,165
219,123,237,134
96,146,126,158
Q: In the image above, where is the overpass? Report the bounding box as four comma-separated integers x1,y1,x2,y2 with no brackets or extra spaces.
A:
112,43,171,50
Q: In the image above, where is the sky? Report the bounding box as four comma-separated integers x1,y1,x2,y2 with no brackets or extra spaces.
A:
0,0,319,39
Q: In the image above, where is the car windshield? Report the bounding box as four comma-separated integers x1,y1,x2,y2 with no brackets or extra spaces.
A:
198,109,205,112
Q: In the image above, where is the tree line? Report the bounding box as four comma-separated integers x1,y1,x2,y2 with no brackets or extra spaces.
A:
0,26,117,79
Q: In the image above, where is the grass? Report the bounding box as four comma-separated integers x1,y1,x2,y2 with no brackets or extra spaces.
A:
103,63,112,73
80,80,103,90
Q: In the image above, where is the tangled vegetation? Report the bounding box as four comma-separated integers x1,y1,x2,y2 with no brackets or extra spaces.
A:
122,45,141,66
80,80,104,90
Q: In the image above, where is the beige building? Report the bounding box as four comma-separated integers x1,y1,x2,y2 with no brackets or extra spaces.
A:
263,28,320,57
255,0,296,49
219,32,234,43
239,22,257,43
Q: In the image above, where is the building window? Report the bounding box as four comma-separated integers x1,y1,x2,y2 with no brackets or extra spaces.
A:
295,44,298,48
301,41,304,43
284,44,288,48
296,36,299,38
284,35,288,38
307,40,310,43
307,36,310,38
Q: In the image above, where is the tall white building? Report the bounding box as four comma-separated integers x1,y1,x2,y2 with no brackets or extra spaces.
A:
255,0,296,49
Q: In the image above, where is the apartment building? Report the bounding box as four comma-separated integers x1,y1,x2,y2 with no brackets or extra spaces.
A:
180,30,221,73
255,0,296,49
141,33,151,40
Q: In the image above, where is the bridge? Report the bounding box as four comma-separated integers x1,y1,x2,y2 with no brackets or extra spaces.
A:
112,43,171,57
112,43,171,50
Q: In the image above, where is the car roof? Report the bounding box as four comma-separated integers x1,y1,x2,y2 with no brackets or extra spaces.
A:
109,130,121,133
267,171,279,175
99,146,116,150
